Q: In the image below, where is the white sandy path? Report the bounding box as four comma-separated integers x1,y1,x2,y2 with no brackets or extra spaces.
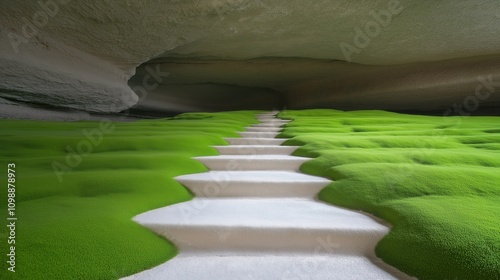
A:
123,112,415,280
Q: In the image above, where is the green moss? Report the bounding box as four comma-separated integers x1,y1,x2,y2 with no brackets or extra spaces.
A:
0,111,258,279
279,109,500,280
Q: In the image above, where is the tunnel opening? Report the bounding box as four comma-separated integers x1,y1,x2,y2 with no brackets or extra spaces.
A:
128,55,500,117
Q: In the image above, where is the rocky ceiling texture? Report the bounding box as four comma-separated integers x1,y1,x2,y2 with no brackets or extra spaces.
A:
1,0,500,116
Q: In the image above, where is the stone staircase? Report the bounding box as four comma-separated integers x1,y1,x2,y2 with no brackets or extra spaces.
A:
123,112,413,280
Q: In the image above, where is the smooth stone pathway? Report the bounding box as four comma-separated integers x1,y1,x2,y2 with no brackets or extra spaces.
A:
124,111,415,280
238,131,280,138
213,145,299,155
176,171,330,197
245,127,282,132
132,198,389,254
194,155,309,171
224,138,287,145
125,254,404,280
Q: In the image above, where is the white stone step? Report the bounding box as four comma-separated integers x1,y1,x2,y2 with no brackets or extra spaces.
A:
195,155,308,171
214,145,298,155
257,118,290,123
123,253,408,280
133,198,389,254
238,131,279,138
245,127,282,132
251,123,287,128
225,138,286,145
175,171,331,198
256,115,280,121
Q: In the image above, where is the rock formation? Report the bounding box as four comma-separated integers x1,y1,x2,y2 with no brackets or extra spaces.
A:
1,0,500,117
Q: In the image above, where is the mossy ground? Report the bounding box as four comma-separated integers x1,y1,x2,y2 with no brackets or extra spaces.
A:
279,109,500,280
0,111,258,279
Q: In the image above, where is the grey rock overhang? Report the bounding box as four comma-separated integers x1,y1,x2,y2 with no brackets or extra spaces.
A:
1,0,500,115
131,56,500,114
